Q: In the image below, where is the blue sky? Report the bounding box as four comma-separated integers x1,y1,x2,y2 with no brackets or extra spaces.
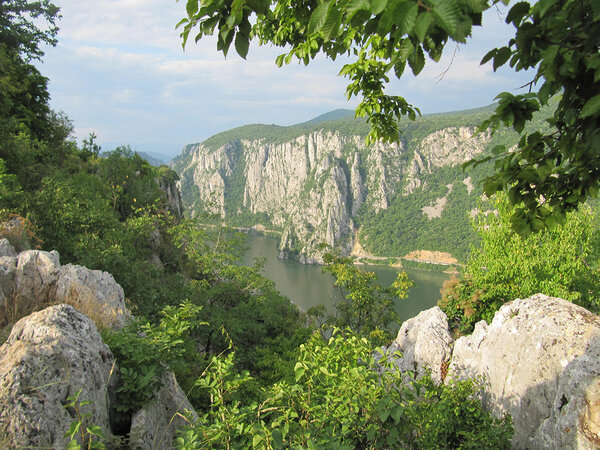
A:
37,0,534,159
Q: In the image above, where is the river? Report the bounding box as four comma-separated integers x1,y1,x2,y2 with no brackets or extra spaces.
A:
240,233,451,322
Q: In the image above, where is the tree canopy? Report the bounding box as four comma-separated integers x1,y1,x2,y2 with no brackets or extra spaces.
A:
179,0,600,233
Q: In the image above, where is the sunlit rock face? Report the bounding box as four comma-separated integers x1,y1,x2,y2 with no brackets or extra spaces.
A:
386,294,600,449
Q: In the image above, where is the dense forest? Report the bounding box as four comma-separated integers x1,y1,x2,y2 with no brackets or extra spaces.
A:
2,0,600,448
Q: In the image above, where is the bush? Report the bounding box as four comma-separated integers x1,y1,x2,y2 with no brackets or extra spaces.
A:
440,193,600,334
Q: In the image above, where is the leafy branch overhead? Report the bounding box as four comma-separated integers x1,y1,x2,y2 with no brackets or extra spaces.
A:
179,0,600,233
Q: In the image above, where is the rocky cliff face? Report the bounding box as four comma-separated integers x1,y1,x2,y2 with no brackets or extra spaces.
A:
159,178,184,217
173,116,492,263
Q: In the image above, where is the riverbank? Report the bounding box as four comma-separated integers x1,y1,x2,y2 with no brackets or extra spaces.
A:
350,231,461,273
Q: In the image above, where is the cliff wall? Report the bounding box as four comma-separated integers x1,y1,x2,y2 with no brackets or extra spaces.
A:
173,111,498,263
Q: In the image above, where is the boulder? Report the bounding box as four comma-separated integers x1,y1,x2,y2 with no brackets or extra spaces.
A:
0,304,117,448
385,306,453,384
0,239,16,258
130,371,199,449
12,250,60,320
55,264,132,329
448,294,600,449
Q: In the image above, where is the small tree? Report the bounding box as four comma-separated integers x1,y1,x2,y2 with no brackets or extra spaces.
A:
322,253,413,342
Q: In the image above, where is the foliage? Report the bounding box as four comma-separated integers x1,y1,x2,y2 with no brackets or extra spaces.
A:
102,301,206,423
177,329,513,449
468,0,600,233
323,253,413,342
32,172,118,261
62,389,106,450
439,193,600,333
179,0,600,233
0,0,60,61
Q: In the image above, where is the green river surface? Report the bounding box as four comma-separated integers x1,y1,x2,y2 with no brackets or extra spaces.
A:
240,233,451,322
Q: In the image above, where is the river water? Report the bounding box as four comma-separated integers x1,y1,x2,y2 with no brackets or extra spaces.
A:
240,233,451,322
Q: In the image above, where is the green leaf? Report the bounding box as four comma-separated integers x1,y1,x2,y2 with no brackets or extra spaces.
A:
480,48,496,65
370,0,388,15
253,434,264,447
431,0,461,38
294,362,306,381
493,47,511,71
345,0,370,19
272,429,284,448
408,45,425,75
322,5,342,39
393,60,406,78
377,0,403,35
414,12,433,42
66,441,81,450
246,0,270,15
309,1,330,34
505,2,530,25
234,31,250,59
186,0,199,17
396,1,419,35
579,94,600,118
532,0,555,18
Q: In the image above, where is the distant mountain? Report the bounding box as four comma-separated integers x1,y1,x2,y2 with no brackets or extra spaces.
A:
172,104,553,264
297,109,356,126
136,151,170,166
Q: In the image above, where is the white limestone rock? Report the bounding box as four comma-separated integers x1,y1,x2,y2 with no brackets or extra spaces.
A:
130,371,199,449
0,238,16,258
55,264,132,330
0,304,117,448
448,294,600,449
386,306,453,384
13,250,60,319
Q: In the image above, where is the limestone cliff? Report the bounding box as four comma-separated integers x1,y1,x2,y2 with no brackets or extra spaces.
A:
172,107,502,263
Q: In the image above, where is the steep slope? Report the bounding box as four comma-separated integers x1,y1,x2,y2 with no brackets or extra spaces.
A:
172,105,539,263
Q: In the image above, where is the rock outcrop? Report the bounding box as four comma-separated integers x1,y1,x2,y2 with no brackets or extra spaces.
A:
0,240,131,329
0,304,118,448
385,294,600,449
13,250,60,320
55,264,131,329
385,306,453,384
130,371,199,448
159,177,184,217
449,294,600,449
0,242,197,449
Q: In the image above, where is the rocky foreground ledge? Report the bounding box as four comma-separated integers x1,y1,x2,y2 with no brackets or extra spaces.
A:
0,239,197,448
387,294,600,449
1,235,600,448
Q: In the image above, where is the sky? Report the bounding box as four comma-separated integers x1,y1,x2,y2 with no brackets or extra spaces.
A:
37,0,534,159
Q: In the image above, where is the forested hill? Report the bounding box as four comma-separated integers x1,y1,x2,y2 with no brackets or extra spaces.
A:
172,103,552,264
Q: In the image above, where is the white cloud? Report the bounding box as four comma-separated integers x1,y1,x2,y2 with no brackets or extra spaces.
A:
37,0,534,157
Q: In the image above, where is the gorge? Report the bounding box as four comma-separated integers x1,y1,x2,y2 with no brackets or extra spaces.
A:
172,104,550,265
